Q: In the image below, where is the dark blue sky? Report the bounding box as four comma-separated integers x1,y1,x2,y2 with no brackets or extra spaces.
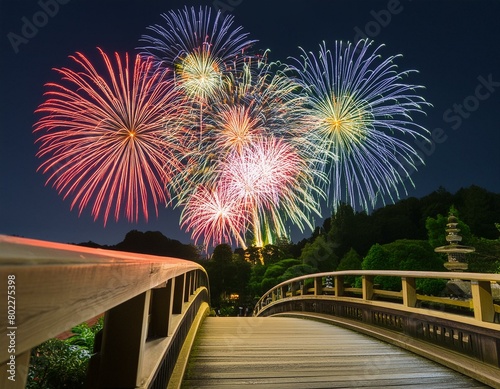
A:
1,0,499,246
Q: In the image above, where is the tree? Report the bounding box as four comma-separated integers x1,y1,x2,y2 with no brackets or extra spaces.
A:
113,230,200,260
245,246,263,266
419,186,454,227
328,203,376,258
212,243,233,263
260,259,302,293
278,264,317,284
468,237,500,273
299,234,338,272
204,244,252,310
426,206,473,249
337,248,362,286
261,244,285,265
361,240,445,294
248,262,268,299
455,185,500,239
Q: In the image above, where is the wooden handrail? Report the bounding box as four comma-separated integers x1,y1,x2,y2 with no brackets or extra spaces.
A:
0,235,209,388
254,270,500,324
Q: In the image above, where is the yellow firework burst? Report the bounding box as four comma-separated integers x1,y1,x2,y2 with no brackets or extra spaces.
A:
176,48,223,101
318,94,372,152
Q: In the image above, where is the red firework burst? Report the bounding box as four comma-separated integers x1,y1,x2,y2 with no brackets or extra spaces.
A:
34,48,188,224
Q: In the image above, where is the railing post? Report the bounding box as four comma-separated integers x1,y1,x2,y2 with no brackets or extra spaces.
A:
281,285,287,299
172,274,185,315
314,277,323,295
194,270,199,291
98,291,151,388
402,277,417,307
471,280,495,322
335,275,344,297
362,275,374,300
184,271,192,302
191,271,196,294
149,279,173,338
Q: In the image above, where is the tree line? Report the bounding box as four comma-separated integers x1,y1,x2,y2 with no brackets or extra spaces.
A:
79,185,500,315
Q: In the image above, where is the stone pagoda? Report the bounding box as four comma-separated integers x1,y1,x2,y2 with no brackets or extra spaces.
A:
434,214,475,272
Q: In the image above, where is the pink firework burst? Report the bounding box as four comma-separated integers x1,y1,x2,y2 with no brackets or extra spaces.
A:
218,136,321,247
180,185,249,249
34,48,188,224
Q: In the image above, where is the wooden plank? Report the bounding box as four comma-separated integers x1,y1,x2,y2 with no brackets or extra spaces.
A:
183,317,490,388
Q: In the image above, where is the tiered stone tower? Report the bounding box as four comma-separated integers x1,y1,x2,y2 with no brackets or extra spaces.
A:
434,214,475,271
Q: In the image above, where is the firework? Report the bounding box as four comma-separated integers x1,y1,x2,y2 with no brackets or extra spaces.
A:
34,48,187,224
169,61,320,202
206,61,314,154
169,61,324,249
140,5,257,103
33,7,433,251
289,39,431,211
180,185,249,249
218,136,322,247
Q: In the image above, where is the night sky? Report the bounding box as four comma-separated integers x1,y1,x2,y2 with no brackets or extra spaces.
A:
1,0,499,247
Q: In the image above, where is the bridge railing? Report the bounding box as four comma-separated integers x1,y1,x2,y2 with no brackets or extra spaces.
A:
0,235,210,388
254,270,500,322
254,270,500,387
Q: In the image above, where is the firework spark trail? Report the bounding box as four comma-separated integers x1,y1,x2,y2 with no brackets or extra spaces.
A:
289,39,431,212
34,48,188,224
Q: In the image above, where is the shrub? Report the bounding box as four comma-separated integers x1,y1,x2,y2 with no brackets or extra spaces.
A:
27,319,103,389
27,339,90,389
417,278,447,296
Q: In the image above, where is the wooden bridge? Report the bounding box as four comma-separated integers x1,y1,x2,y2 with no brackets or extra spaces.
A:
182,316,489,388
1,235,499,388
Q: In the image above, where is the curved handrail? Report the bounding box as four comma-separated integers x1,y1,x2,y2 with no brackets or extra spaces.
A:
254,270,500,324
0,234,209,388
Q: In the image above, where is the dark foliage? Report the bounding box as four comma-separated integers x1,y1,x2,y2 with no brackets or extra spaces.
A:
78,230,200,261
306,186,500,260
27,320,103,389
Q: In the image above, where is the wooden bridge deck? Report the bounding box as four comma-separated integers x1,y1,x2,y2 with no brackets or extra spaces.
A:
182,317,491,388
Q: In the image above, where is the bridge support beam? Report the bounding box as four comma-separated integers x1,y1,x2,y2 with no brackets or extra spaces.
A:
314,277,323,295
149,280,173,338
173,274,185,315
